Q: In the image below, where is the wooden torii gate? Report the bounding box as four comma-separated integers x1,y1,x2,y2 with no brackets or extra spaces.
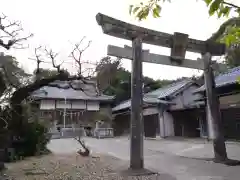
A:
96,13,228,172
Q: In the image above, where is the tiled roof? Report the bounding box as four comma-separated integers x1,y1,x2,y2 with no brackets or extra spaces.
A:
145,79,192,98
112,79,193,112
112,100,131,112
31,80,114,101
194,66,240,92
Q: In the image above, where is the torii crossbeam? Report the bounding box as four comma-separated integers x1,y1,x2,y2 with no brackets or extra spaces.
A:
107,45,227,71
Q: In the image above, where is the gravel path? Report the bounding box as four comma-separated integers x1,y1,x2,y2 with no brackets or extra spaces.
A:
2,153,163,180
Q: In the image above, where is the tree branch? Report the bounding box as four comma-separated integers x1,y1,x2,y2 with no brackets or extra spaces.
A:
222,1,240,9
0,13,33,50
70,37,92,75
31,46,43,75
44,48,64,73
10,73,84,106
207,17,240,42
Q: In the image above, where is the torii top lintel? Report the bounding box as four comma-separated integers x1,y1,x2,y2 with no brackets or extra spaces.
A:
96,13,226,56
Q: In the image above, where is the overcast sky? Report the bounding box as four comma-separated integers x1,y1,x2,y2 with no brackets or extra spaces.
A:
0,0,236,80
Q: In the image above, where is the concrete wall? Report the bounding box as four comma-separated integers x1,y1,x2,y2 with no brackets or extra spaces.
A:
162,111,175,137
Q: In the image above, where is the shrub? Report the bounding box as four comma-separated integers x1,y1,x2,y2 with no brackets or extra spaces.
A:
11,121,51,160
0,104,51,162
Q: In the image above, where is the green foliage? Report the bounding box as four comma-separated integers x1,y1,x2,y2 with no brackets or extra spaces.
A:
204,0,239,18
96,56,121,92
237,76,240,83
129,0,165,20
129,0,240,45
0,55,29,96
220,26,240,46
103,67,131,104
0,104,51,162
225,44,240,68
103,67,172,105
208,0,223,16
130,0,239,21
203,1,240,46
12,121,51,159
96,56,173,104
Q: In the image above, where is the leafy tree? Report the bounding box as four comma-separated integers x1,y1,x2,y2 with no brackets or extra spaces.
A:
143,77,172,93
129,0,240,44
96,57,173,105
225,44,240,67
129,1,240,68
103,67,131,104
95,56,121,92
0,55,30,104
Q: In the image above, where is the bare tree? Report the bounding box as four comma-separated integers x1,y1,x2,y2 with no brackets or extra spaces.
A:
26,46,95,156
69,36,92,76
28,46,44,80
44,48,64,73
0,13,33,50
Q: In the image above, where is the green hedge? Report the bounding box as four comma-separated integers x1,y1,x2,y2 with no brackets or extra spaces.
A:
9,121,51,161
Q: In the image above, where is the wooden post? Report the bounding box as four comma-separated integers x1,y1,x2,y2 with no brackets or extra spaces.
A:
130,36,144,169
202,53,228,162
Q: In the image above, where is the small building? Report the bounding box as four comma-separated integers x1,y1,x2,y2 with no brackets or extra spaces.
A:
112,79,204,138
194,66,240,140
30,80,114,131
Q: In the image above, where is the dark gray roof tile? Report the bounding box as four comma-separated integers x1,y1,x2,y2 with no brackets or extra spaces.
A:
194,66,240,92
32,80,114,101
112,79,192,112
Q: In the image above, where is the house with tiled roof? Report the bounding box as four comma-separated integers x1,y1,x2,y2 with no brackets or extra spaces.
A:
194,66,240,140
31,80,114,134
112,78,204,138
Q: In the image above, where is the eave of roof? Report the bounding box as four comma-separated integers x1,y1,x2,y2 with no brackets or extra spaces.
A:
194,66,240,93
112,79,193,112
31,81,114,101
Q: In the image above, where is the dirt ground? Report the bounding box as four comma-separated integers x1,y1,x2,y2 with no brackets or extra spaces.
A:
2,153,162,180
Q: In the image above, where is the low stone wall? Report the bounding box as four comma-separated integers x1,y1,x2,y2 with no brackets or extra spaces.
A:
93,128,114,139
